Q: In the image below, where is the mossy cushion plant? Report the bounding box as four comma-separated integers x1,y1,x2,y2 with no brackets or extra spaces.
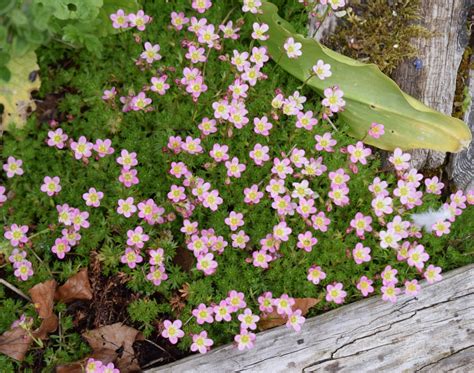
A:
1,0,473,370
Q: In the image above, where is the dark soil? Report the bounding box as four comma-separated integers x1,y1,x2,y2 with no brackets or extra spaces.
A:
62,252,189,370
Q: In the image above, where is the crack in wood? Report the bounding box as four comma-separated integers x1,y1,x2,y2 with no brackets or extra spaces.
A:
302,342,396,372
414,345,474,372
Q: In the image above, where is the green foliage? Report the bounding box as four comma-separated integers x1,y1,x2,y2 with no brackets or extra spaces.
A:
0,0,139,82
42,314,90,367
128,298,161,337
0,0,473,369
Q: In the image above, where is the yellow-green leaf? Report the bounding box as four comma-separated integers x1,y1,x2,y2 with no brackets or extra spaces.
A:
0,51,40,132
255,1,472,152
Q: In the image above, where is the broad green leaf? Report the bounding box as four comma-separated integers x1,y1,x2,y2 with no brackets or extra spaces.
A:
11,34,34,56
0,25,7,44
31,3,54,31
0,66,11,81
35,0,103,20
0,51,10,65
62,22,103,56
0,51,40,131
10,8,28,26
0,0,16,15
255,1,472,153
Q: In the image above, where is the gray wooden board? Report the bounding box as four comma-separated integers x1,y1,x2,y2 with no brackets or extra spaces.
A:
151,264,474,373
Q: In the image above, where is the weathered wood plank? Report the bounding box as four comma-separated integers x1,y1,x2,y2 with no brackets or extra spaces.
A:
152,265,474,373
391,0,470,170
448,55,474,192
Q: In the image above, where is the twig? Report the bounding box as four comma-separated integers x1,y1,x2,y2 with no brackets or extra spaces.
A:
0,278,31,302
144,338,174,358
141,357,166,369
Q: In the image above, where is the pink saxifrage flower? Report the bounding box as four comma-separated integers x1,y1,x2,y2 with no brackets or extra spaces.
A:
161,319,185,344
121,247,143,269
352,243,371,264
3,156,24,178
326,283,347,304
356,276,374,297
83,188,104,207
40,176,61,196
4,224,29,247
191,331,214,354
307,265,326,285
368,122,385,138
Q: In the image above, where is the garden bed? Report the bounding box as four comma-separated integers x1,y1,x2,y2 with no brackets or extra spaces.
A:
0,1,473,372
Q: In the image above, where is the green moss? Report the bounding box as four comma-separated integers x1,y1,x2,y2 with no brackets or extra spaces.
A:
327,0,430,74
452,45,472,120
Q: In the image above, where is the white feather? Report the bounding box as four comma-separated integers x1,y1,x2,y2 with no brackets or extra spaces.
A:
410,206,452,233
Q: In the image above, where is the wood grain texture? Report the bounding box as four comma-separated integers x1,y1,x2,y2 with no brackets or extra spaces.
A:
390,0,470,170
448,55,474,192
151,265,474,373
308,4,337,42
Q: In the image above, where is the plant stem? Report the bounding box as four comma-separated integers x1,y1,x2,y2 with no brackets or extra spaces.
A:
313,4,330,34
298,72,316,90
27,228,50,241
325,116,338,132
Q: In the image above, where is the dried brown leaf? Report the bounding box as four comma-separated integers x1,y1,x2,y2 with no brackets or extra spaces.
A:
32,314,58,340
258,297,320,331
28,279,57,319
55,269,93,303
0,327,33,361
55,349,118,373
82,323,143,372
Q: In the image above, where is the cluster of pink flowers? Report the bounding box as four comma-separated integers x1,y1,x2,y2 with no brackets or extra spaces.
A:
110,9,151,31
60,135,115,161
117,149,139,188
84,358,119,373
53,203,90,259
5,227,34,281
161,290,306,352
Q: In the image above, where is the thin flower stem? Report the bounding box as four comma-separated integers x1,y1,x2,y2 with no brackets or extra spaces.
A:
201,47,213,80
182,315,193,326
27,228,51,241
325,116,338,132
298,72,316,90
313,5,330,34
221,6,236,26
29,245,54,278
